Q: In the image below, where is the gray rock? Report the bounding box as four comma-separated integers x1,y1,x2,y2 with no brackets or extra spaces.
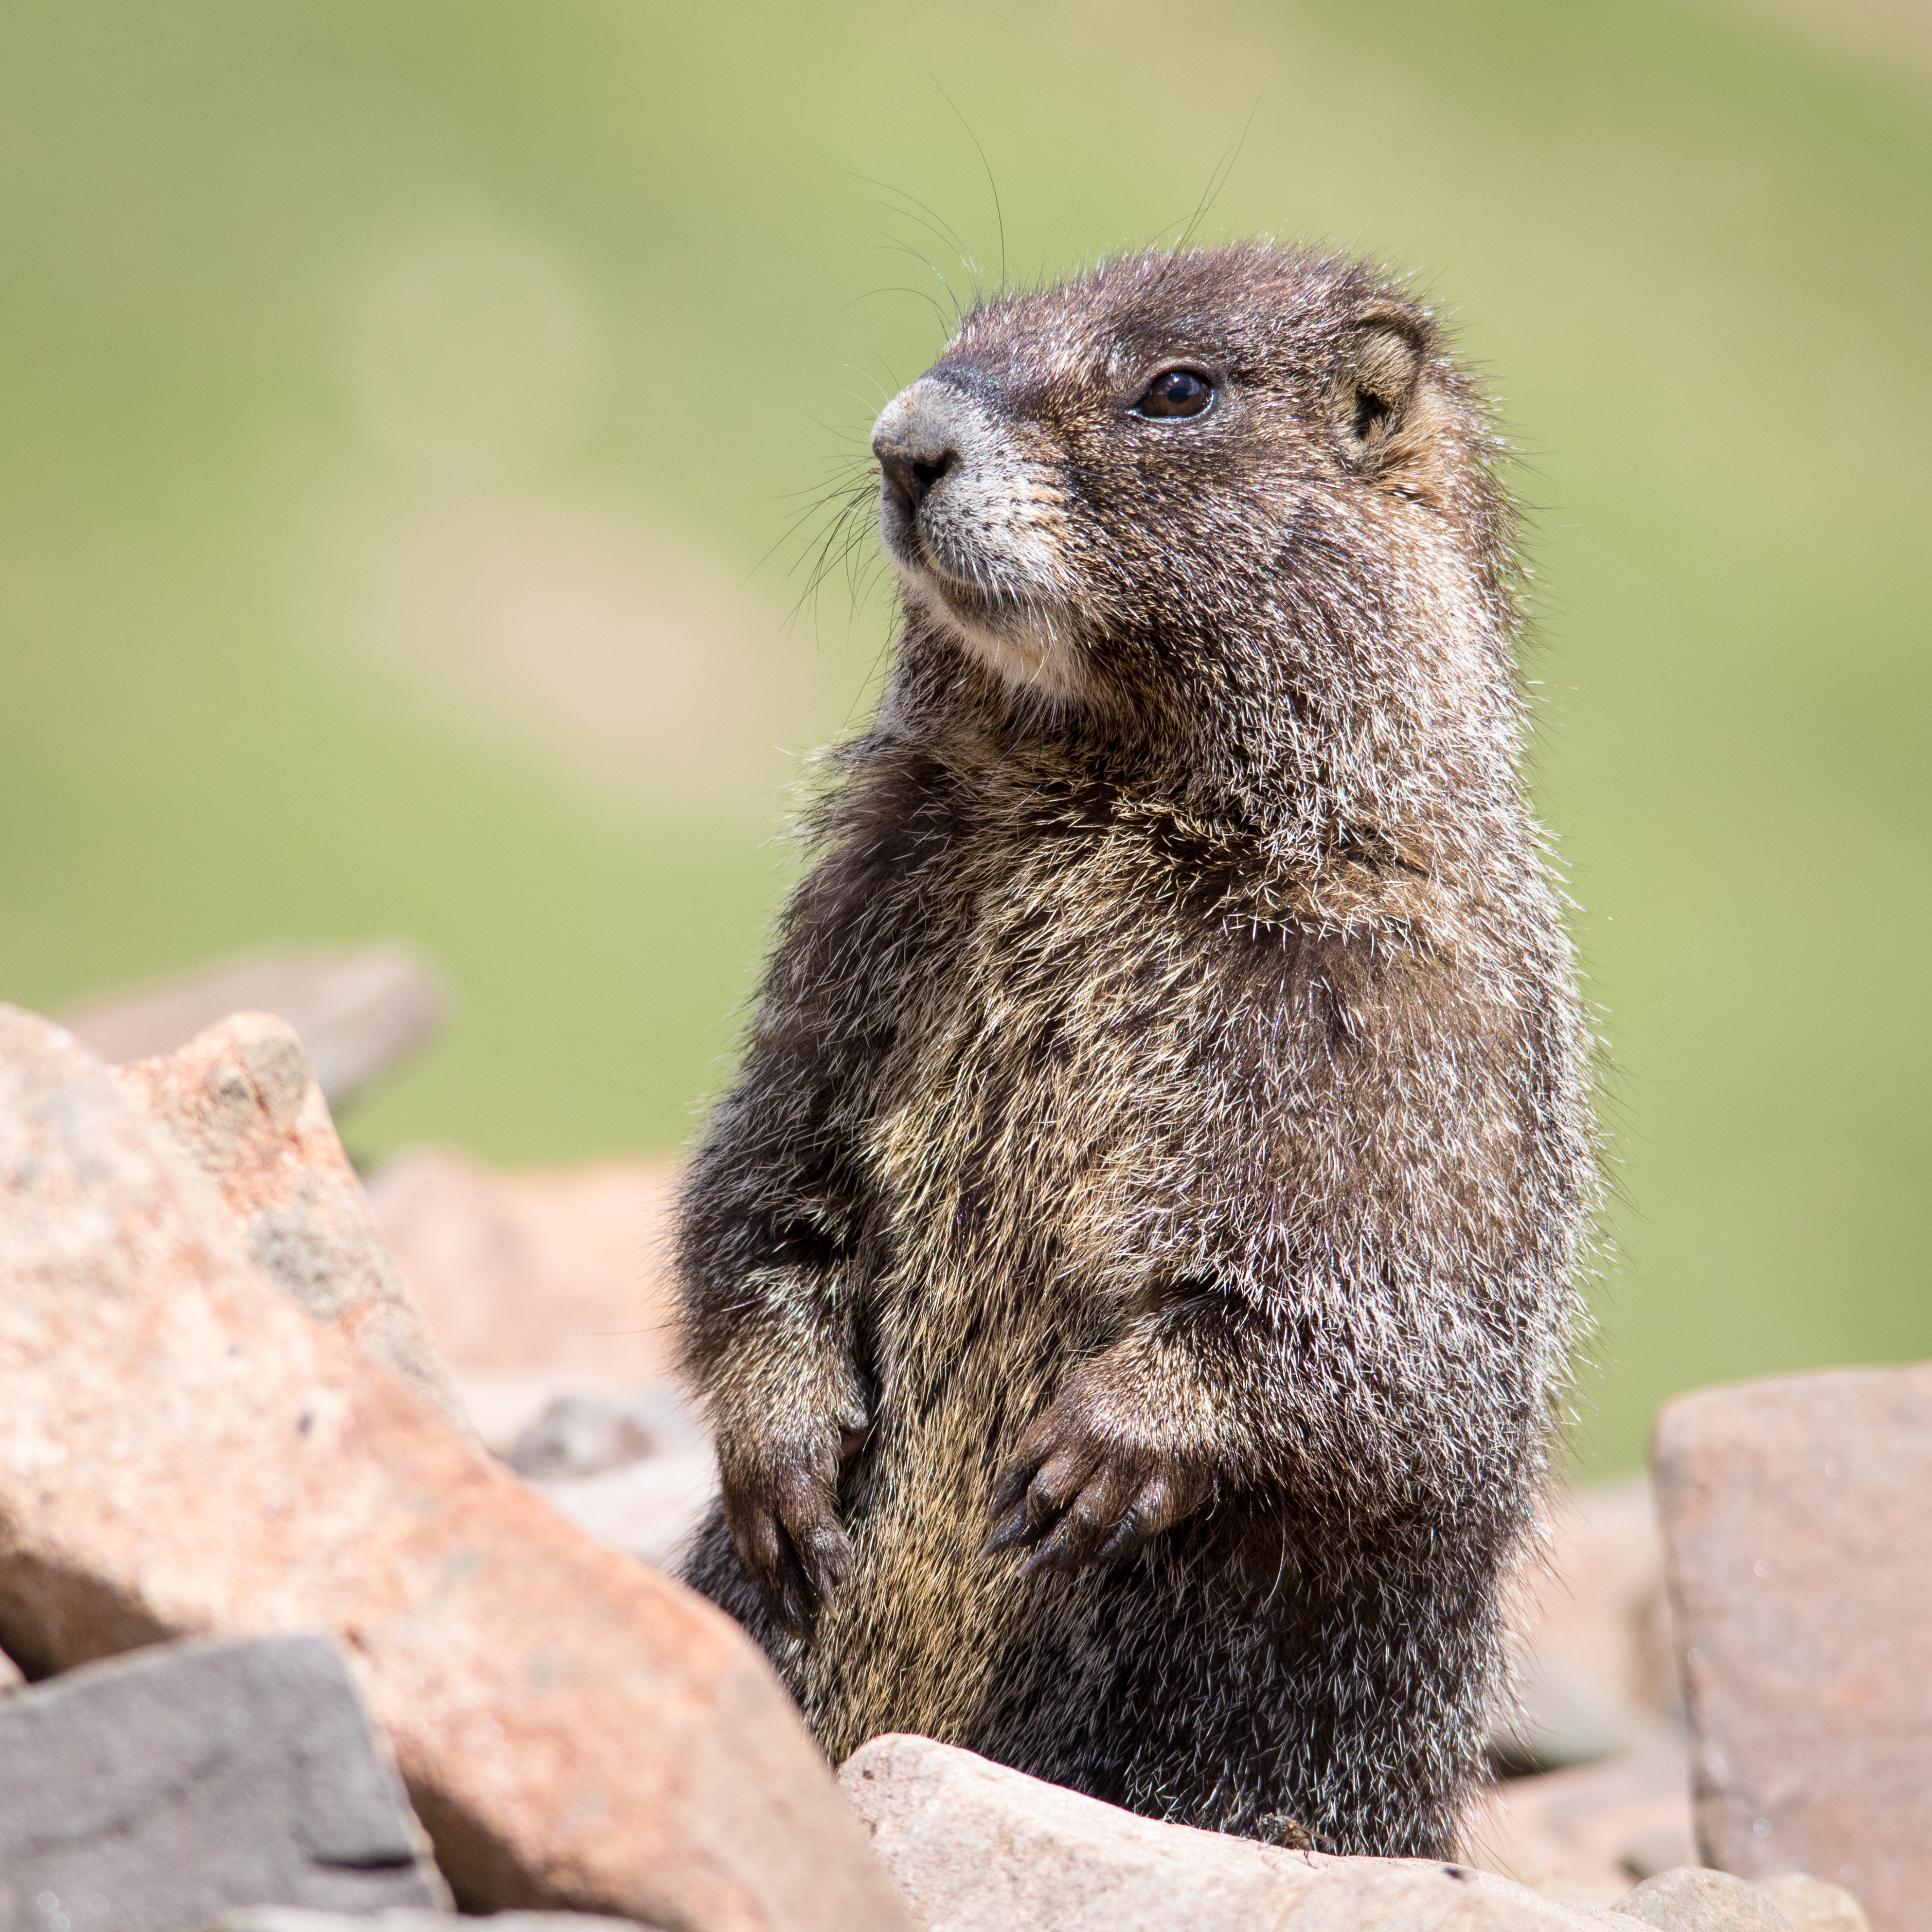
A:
62,942,445,1111
506,1387,702,1481
0,1634,448,1930
1652,1366,1932,1929
529,1444,718,1573
1612,1868,1792,1931
206,1914,656,1930
839,1732,1619,1931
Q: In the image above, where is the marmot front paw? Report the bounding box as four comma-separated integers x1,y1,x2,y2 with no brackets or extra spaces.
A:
981,1374,1213,1576
720,1426,862,1634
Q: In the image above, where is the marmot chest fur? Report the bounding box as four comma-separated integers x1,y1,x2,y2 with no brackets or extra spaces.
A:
678,241,1596,1858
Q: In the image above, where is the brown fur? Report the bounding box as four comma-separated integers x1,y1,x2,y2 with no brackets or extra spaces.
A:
677,243,1596,1857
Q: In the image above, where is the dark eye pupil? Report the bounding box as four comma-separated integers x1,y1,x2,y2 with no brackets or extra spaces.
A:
1137,370,1212,419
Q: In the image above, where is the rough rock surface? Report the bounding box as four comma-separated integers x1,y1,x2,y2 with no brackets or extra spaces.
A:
839,1732,1619,1931
0,1633,449,1927
62,942,445,1110
1757,1877,1871,1932
114,1012,470,1432
1611,1867,1796,1931
0,1007,908,1932
367,1147,677,1392
1653,1366,1932,1931
209,1915,655,1931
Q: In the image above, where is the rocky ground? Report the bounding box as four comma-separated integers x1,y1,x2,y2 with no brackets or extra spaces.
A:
2,957,1924,1931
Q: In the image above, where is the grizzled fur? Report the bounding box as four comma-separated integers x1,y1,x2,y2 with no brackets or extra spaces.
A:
677,243,1596,1858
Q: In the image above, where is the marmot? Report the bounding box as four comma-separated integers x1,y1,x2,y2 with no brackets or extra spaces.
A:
677,242,1595,1858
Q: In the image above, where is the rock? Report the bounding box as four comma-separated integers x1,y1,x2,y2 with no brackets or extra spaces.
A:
61,942,445,1111
1757,1877,1870,1932
1492,1656,1643,1780
1652,1366,1932,1931
530,1445,719,1574
506,1388,702,1481
208,1914,655,1930
0,1007,908,1932
839,1732,1620,1931
1611,1868,1792,1931
1602,1870,1868,1932
444,1370,586,1457
365,1148,678,1392
114,1012,470,1432
0,1633,449,1926
0,1636,21,1692
1466,1736,1696,1898
1495,1477,1682,1777
507,1391,715,1576
1619,1827,1703,1890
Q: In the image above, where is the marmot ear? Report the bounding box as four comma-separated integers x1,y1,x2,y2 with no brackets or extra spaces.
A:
1333,304,1431,466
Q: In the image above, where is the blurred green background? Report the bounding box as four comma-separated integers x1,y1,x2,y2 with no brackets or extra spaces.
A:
1,0,1926,1469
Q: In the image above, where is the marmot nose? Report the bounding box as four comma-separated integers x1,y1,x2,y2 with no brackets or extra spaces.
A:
873,380,969,524
876,442,958,521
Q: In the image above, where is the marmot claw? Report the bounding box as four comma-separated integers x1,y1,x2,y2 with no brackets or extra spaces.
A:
721,1447,853,1635
981,1380,1212,1576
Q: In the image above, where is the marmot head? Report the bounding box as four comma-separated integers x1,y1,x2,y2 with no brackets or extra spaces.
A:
869,245,1517,818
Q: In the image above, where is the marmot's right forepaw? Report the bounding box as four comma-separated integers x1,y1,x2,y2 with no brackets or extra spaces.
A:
721,1452,853,1635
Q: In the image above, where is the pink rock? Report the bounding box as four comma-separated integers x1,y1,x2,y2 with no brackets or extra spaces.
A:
0,1007,906,1932
113,1012,470,1433
1653,1366,1932,1932
365,1148,678,1389
1497,1476,1682,1775
1466,1740,1696,1899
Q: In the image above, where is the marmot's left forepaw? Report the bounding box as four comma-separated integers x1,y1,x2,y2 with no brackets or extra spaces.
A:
981,1379,1212,1575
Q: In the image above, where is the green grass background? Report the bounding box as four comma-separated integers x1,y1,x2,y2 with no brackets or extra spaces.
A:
1,0,1925,1469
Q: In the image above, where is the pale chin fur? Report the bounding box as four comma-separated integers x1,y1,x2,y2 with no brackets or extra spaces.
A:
891,555,1092,707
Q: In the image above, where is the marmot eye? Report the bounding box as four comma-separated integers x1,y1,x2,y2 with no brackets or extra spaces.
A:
1132,369,1214,420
